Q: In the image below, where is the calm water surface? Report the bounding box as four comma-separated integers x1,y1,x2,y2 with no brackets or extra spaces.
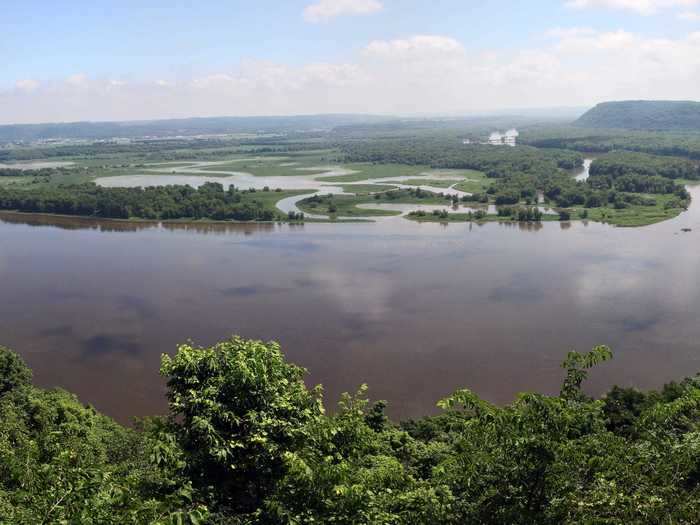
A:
2,188,700,424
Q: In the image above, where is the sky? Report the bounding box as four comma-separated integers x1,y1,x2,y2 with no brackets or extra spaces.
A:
3,0,700,124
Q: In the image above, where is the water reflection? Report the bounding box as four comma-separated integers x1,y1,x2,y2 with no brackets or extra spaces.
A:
498,221,544,232
1,188,700,425
0,211,279,235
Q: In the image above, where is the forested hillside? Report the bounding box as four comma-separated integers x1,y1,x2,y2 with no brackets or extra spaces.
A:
576,100,700,131
4,338,700,523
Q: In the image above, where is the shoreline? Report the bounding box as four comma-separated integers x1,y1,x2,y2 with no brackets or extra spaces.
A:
0,209,371,226
0,203,690,228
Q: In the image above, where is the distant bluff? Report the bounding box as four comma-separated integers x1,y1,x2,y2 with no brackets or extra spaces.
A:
575,100,700,131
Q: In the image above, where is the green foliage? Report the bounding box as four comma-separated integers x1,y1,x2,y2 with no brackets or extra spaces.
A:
0,167,72,177
522,125,700,159
298,187,453,217
0,345,31,395
340,139,582,175
0,384,203,524
160,337,323,517
5,338,700,522
337,135,691,226
560,345,613,401
0,182,306,222
590,151,699,181
497,206,544,222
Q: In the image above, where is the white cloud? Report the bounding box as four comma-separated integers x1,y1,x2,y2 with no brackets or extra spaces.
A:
191,74,236,88
364,35,464,58
303,0,383,22
545,26,597,38
5,29,700,124
15,79,40,92
679,9,700,18
312,266,393,320
65,73,88,86
565,0,699,14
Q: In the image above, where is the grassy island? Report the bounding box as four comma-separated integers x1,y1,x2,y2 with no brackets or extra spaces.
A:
297,187,455,217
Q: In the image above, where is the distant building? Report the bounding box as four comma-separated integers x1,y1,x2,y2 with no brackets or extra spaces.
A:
488,132,504,145
485,129,518,147
503,129,518,146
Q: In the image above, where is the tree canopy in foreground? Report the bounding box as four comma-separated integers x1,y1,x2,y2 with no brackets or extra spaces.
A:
3,338,700,523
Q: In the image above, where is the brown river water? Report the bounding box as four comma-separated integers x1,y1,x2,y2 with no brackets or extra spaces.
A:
2,187,700,424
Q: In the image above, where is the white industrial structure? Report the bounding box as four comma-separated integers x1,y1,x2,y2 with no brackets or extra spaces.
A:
462,129,519,147
487,129,518,147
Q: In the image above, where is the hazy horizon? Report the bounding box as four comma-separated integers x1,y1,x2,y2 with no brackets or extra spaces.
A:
4,0,700,125
0,106,592,128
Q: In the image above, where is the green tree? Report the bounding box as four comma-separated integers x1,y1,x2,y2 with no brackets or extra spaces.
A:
160,336,323,516
560,345,613,401
0,345,31,395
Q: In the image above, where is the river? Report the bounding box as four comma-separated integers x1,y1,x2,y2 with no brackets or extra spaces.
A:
1,186,700,424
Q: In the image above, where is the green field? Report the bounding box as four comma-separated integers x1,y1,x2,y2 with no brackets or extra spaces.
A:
337,184,399,194
400,178,458,188
576,194,687,227
317,163,432,183
142,162,201,169
196,150,342,177
238,189,310,215
0,167,115,188
0,177,31,186
299,195,400,217
317,164,487,188
452,170,490,193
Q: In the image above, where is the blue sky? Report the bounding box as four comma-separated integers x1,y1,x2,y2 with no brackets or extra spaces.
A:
3,0,700,123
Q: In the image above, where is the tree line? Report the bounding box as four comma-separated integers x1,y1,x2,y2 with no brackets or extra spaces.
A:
0,139,323,163
521,126,700,159
0,182,296,222
340,140,583,173
590,151,699,180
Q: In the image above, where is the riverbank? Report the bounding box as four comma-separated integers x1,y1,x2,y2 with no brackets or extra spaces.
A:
0,209,373,226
